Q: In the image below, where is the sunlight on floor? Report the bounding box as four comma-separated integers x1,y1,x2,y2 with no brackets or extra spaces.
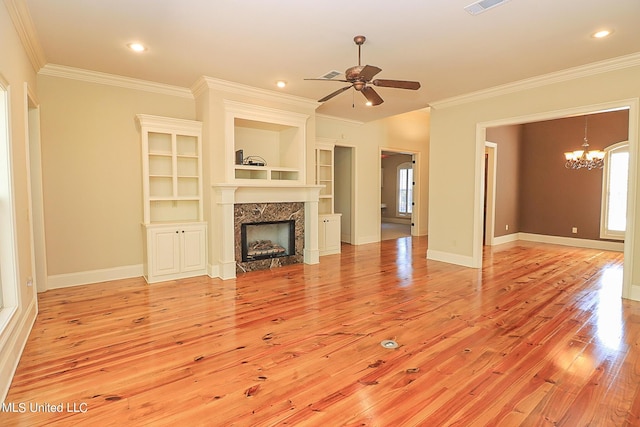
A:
597,266,624,351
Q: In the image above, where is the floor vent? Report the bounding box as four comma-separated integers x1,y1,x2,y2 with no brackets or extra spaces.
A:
464,0,510,15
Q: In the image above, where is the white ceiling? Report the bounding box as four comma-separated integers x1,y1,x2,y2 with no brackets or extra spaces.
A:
23,0,640,122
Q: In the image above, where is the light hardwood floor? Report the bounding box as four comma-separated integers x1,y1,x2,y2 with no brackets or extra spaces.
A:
4,237,640,426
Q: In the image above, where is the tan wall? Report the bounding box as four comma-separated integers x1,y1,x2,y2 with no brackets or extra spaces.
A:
429,63,640,298
37,75,195,276
0,1,39,399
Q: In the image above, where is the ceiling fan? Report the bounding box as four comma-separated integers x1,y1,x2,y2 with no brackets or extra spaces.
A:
306,35,421,106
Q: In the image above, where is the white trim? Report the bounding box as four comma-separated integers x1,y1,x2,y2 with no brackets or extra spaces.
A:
192,76,318,110
0,297,36,401
427,249,476,268
431,53,640,110
517,233,624,252
3,0,47,72
39,64,193,99
47,264,144,289
492,233,519,246
315,113,364,126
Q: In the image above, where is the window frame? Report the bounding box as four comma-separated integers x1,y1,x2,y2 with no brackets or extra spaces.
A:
600,141,629,241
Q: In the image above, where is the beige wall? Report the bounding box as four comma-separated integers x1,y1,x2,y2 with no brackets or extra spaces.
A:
0,1,39,399
429,63,640,298
37,75,195,277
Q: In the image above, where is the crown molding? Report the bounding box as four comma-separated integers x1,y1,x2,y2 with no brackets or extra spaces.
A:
39,64,193,98
192,76,319,111
430,52,640,110
4,0,47,72
315,113,364,126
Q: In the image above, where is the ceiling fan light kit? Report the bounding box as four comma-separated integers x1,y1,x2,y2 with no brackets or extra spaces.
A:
306,35,421,106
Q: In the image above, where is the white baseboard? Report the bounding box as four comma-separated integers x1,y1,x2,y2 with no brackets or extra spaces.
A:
516,233,624,252
356,235,380,245
0,297,37,401
492,233,520,246
426,249,476,268
47,264,144,289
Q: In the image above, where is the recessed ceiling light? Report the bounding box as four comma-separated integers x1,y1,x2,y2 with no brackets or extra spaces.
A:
276,80,287,88
592,30,612,39
128,43,146,52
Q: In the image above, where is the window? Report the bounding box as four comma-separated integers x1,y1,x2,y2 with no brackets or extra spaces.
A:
397,162,413,215
0,74,19,327
600,142,629,240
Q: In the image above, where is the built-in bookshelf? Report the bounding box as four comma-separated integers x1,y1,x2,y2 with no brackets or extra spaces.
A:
136,114,207,283
137,115,203,223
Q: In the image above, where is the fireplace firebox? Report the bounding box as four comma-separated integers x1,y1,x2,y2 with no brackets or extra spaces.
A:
241,220,296,262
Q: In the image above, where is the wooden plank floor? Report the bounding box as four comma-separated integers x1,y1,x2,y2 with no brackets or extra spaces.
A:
4,237,640,426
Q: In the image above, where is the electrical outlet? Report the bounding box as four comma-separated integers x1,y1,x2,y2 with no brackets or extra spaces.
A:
572,227,578,234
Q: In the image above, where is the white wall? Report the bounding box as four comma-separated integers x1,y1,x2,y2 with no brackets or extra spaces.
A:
428,58,640,299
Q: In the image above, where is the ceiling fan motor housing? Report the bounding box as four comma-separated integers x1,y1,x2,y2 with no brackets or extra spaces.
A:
346,66,366,81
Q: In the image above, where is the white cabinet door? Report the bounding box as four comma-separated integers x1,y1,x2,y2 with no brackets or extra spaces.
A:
150,228,181,277
145,222,207,283
319,214,341,256
181,225,206,272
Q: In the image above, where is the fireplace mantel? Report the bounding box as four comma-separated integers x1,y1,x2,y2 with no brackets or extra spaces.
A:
212,184,322,279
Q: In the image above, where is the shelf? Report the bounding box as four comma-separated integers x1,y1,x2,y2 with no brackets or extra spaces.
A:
234,165,299,182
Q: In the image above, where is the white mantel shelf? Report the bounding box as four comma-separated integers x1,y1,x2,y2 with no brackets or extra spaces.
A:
213,183,323,204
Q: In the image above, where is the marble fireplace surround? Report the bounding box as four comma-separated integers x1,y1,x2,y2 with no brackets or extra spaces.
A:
235,203,303,273
213,184,322,279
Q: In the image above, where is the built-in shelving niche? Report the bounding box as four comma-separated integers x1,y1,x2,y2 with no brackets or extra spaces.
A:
224,101,308,185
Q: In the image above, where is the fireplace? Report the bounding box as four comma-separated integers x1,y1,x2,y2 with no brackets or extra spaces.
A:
241,220,295,262
233,202,305,273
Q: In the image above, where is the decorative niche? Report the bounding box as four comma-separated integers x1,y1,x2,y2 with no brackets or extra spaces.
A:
224,100,308,184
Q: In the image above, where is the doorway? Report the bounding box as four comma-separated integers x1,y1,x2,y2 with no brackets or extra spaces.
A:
334,145,355,244
483,142,497,245
380,149,416,240
475,99,638,299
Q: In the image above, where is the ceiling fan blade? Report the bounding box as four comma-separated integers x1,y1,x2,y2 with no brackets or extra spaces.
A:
318,85,352,102
361,86,384,106
359,65,382,81
372,79,421,90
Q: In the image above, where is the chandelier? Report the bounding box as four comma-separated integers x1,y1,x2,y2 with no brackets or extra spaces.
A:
564,116,605,170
